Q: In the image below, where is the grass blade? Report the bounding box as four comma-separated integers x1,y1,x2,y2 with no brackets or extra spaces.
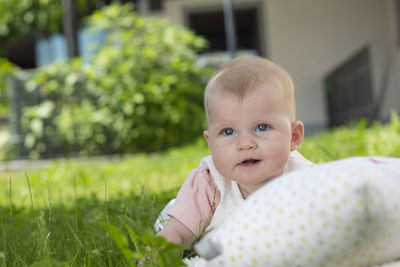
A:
119,215,141,254
25,173,35,223
101,222,136,267
9,176,12,221
104,180,109,224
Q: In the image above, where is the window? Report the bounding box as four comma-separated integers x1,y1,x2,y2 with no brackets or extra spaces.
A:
186,6,262,55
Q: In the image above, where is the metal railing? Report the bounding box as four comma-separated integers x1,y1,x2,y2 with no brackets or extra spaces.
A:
8,70,39,158
324,46,374,127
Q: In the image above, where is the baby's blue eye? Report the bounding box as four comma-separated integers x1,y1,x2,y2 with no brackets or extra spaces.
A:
256,124,270,132
222,128,235,136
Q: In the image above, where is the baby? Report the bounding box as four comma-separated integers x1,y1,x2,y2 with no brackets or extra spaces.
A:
157,56,313,245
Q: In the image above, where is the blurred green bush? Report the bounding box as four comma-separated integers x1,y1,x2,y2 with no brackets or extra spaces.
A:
23,3,211,158
0,58,17,117
299,111,400,163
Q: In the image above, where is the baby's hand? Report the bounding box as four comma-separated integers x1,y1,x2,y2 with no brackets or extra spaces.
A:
157,217,196,246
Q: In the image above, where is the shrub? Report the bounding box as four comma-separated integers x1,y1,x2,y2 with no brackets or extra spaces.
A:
299,111,400,163
23,3,211,158
0,58,17,117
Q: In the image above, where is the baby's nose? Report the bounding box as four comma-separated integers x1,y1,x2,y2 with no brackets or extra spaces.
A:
237,134,256,150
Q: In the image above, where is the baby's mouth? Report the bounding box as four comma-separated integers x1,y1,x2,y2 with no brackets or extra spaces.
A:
239,158,261,166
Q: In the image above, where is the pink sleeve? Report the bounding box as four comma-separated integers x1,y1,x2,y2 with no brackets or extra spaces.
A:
167,166,221,236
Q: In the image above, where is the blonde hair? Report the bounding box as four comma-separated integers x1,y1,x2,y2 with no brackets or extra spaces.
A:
204,56,296,124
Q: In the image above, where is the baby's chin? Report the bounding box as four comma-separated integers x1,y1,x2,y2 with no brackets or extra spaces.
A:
235,174,280,189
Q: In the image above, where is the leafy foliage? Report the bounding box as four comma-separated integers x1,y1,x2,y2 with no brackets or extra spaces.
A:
0,0,103,56
23,3,211,158
102,216,185,267
0,58,17,116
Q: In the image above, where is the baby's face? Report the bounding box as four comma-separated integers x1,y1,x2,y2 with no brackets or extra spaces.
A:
204,85,295,197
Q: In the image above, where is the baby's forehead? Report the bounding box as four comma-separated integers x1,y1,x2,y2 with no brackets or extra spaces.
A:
207,88,291,124
208,60,293,96
208,76,291,107
213,64,286,86
206,83,295,124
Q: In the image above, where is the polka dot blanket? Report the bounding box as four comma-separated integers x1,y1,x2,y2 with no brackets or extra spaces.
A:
191,157,400,267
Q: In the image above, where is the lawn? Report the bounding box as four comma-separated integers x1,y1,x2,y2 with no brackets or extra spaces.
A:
0,140,209,267
0,114,399,266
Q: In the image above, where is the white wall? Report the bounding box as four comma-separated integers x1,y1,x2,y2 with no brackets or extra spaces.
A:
265,0,392,128
162,0,398,128
378,0,400,121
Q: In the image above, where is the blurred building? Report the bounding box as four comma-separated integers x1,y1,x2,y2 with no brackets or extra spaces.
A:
11,0,400,131
156,0,400,131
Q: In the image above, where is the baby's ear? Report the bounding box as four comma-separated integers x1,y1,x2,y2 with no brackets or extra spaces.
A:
290,121,304,151
203,130,210,145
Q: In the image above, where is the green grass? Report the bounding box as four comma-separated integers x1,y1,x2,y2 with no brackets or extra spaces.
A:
0,139,209,208
0,140,209,266
0,113,399,266
299,112,400,162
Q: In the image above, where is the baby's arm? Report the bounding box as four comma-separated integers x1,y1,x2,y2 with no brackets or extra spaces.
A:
157,163,220,246
157,217,196,246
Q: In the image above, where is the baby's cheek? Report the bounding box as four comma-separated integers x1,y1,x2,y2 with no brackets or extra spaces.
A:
212,154,234,177
264,143,290,168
